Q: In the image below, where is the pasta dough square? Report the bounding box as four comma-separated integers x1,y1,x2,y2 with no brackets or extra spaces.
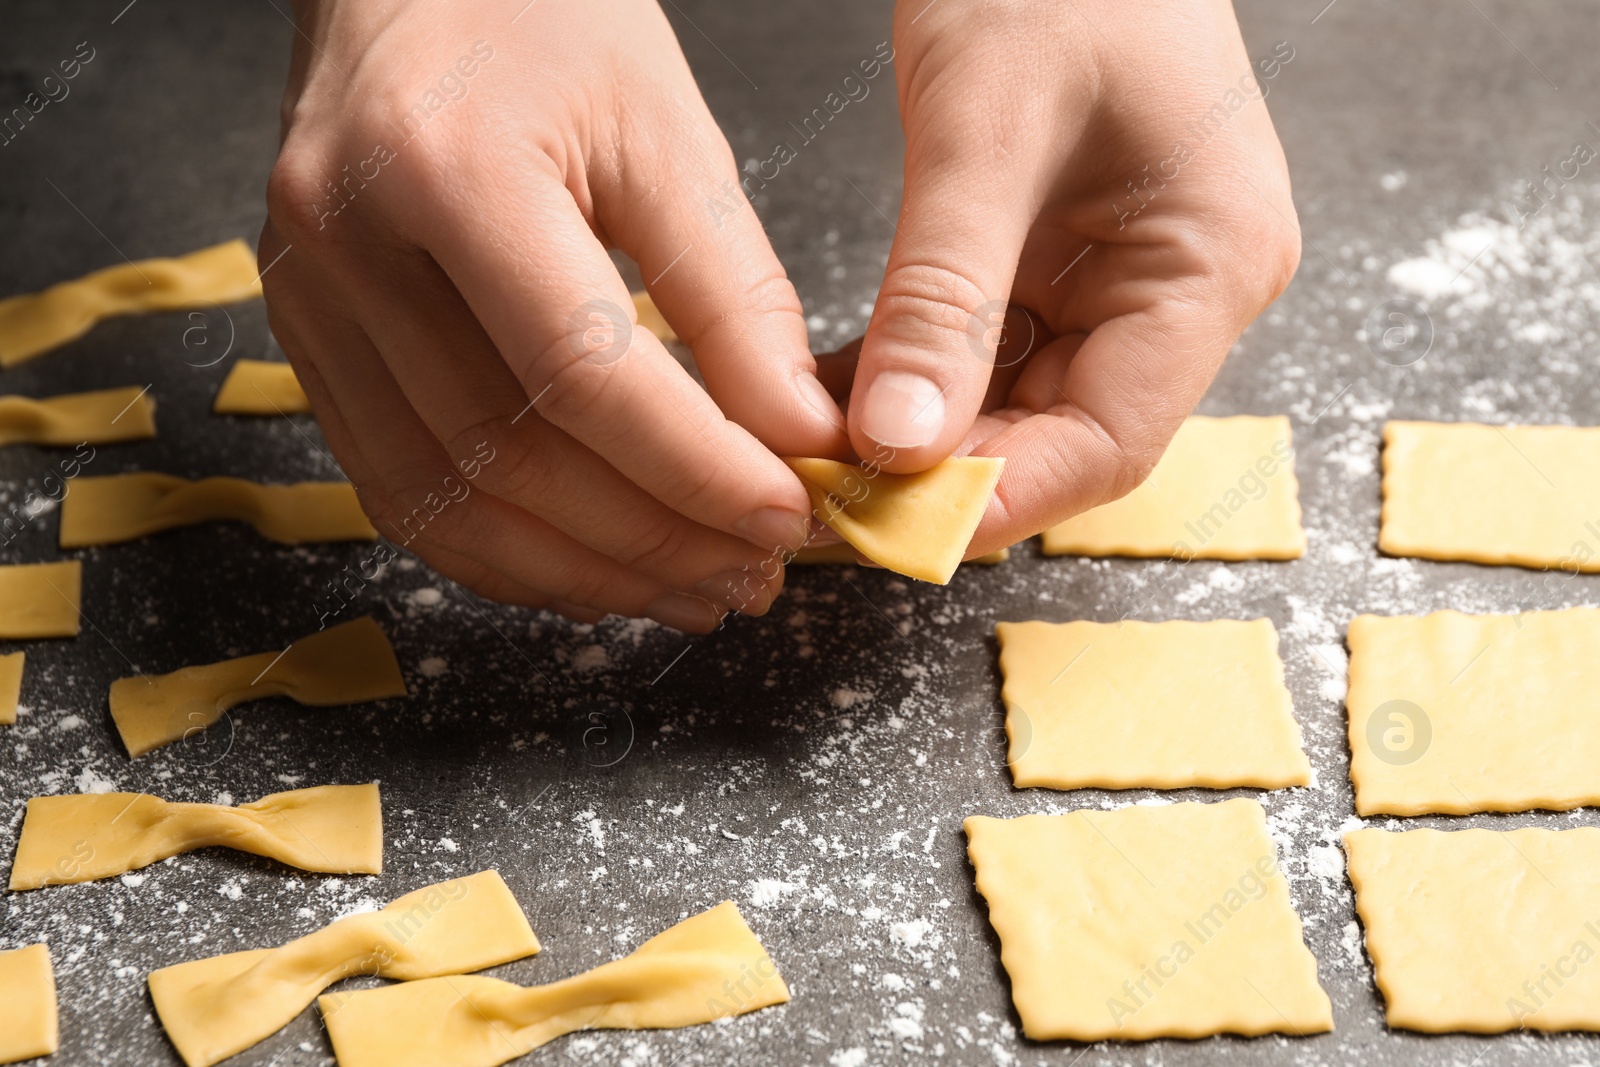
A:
1381,420,1600,570
1347,607,1600,815
1346,827,1600,1032
1041,415,1303,560
0,943,58,1063
0,651,23,726
213,360,310,415
965,799,1332,1041
997,618,1310,789
785,455,1005,584
0,561,82,639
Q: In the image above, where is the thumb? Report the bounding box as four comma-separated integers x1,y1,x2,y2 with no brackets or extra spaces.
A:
848,139,1038,471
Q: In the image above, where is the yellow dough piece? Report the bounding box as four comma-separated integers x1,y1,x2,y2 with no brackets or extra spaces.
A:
109,616,407,757
1346,826,1600,1032
631,290,677,342
151,870,539,1067
965,799,1332,1041
0,944,58,1064
59,473,376,547
1042,415,1304,560
0,385,156,446
0,651,23,726
784,456,1005,584
0,239,263,367
791,544,1010,566
0,561,82,639
213,360,311,415
1381,420,1600,571
9,782,382,891
319,901,787,1067
996,618,1310,790
1347,606,1600,815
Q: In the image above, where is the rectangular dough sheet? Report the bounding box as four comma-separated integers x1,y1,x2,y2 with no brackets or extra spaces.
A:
0,385,156,445
0,943,57,1064
0,651,23,726
0,560,82,639
1347,826,1600,1032
213,360,311,415
996,618,1310,789
1348,606,1600,815
1041,415,1304,560
1381,420,1600,570
785,455,1005,583
966,799,1332,1041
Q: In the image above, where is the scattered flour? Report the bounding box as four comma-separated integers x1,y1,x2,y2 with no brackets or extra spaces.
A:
747,878,798,908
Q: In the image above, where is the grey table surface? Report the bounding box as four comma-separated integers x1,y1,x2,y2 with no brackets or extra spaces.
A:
2,1,1598,1065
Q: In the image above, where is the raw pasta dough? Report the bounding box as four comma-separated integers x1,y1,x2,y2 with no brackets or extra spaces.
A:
213,359,310,415
319,901,787,1067
791,544,1010,566
1381,420,1600,571
1346,826,1600,1032
1042,415,1304,560
0,385,156,446
150,870,539,1067
0,561,82,639
785,456,1005,584
965,799,1332,1041
109,615,407,757
59,473,376,547
0,239,262,366
996,618,1310,789
0,944,57,1064
9,782,382,890
0,651,22,726
631,290,677,342
1347,606,1600,815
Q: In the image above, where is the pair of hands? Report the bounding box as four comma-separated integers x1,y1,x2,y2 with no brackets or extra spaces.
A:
262,0,1299,633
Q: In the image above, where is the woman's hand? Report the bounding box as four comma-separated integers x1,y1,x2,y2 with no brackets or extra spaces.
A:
262,0,847,632
836,0,1301,556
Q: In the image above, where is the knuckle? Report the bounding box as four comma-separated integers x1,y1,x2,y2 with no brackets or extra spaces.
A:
558,568,644,616
1073,406,1159,507
360,476,459,546
441,419,549,502
265,150,329,240
655,450,727,518
519,329,630,430
874,261,989,344
682,270,804,346
614,516,693,572
1262,223,1302,303
485,440,573,510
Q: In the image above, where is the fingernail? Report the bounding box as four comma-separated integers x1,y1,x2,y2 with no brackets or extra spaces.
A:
737,506,810,553
860,370,945,449
805,524,845,548
646,593,721,633
696,570,774,614
796,370,845,430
